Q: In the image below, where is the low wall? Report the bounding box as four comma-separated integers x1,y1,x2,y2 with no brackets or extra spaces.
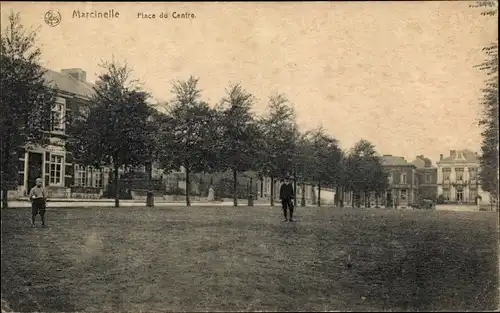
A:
46,187,71,198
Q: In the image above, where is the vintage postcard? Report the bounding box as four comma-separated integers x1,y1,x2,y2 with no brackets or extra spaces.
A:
1,1,498,312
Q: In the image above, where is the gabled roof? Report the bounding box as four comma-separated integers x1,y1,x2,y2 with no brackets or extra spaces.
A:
438,149,479,164
381,155,414,167
43,69,95,98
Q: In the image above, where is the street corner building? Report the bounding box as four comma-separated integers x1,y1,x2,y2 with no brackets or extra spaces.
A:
7,68,112,200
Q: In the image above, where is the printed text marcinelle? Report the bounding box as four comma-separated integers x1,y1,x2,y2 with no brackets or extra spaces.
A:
72,10,120,19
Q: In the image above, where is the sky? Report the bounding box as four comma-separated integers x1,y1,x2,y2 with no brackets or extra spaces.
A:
1,1,498,164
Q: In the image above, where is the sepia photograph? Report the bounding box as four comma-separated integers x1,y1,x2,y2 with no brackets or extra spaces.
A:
1,1,499,312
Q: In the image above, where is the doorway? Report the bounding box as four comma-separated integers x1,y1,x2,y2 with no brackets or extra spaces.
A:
456,188,463,203
387,192,393,207
26,152,43,194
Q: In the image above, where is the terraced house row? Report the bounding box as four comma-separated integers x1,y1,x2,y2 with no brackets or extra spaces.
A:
6,67,493,205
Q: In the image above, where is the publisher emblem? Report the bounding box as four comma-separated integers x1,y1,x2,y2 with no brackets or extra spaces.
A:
44,10,61,27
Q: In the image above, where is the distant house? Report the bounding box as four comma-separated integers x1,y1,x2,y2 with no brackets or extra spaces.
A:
381,155,418,207
410,155,438,202
436,149,489,204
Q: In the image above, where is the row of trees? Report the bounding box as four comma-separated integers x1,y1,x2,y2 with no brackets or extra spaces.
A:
1,11,390,208
72,63,390,208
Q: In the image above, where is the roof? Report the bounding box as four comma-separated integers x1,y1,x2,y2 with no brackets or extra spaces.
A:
410,158,426,169
43,69,95,98
381,155,414,167
438,149,479,164
410,157,436,169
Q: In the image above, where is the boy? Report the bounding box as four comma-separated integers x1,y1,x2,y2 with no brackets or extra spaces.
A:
279,177,295,222
29,178,47,227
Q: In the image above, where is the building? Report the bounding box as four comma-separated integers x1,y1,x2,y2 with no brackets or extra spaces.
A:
381,155,418,207
436,149,487,204
10,68,113,199
410,155,438,202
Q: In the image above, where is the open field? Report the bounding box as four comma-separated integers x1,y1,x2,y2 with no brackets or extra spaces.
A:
1,206,499,312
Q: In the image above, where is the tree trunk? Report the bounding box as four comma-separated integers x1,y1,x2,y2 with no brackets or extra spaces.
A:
311,184,316,205
293,177,297,207
1,188,8,209
146,161,153,190
185,167,191,207
260,177,264,198
301,183,306,207
340,186,344,207
114,164,120,208
270,175,274,207
334,186,338,207
1,141,11,209
232,168,238,207
317,181,321,207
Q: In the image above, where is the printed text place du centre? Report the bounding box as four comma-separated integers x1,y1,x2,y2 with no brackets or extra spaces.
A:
72,10,196,19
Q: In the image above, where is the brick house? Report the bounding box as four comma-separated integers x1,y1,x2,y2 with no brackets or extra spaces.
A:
381,155,418,207
10,68,113,200
410,155,438,202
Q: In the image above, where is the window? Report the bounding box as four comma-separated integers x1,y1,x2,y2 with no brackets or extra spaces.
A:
456,189,463,202
75,165,87,186
388,175,393,184
49,155,63,186
469,168,477,180
392,172,399,184
75,166,105,188
442,168,451,182
51,98,65,132
401,173,407,184
455,168,464,181
401,189,407,201
443,189,450,201
425,173,432,184
93,169,103,188
80,106,90,119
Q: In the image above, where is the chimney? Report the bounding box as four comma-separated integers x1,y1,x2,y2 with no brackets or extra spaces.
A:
440,154,443,161
61,68,87,82
450,150,457,159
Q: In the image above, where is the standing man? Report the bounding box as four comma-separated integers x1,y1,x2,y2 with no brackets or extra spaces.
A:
280,177,295,222
29,178,47,227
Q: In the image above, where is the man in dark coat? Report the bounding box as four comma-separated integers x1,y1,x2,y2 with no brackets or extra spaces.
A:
279,177,295,222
